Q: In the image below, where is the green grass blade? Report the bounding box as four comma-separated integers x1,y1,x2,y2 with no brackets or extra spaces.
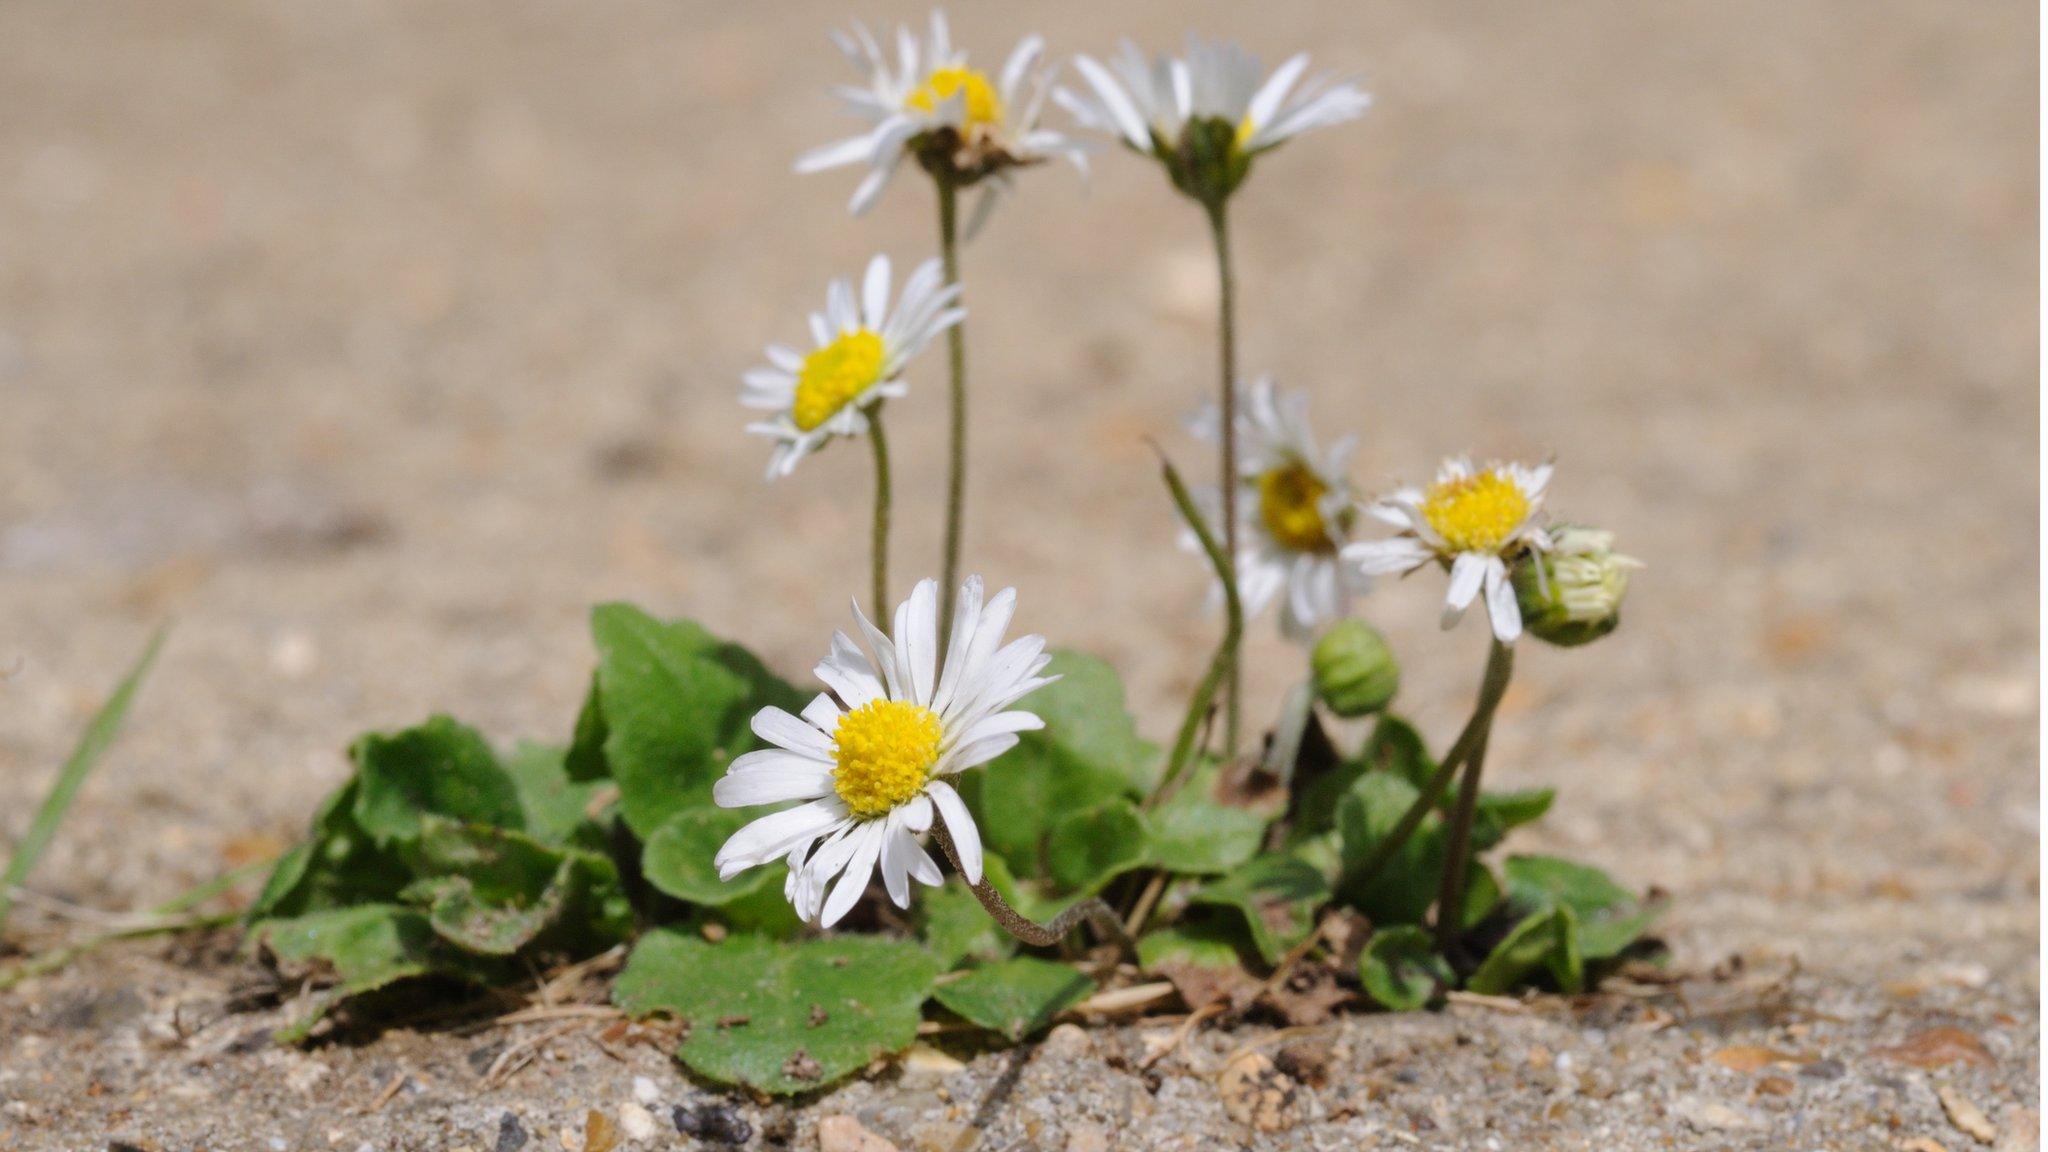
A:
0,626,169,935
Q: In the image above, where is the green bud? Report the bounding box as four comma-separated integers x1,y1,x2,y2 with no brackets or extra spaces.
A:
1311,620,1401,717
1514,526,1641,648
1162,117,1254,207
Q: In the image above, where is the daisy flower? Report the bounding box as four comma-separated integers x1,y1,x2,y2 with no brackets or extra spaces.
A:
1343,458,1554,643
711,576,1056,928
1186,377,1371,641
796,10,1089,227
1057,37,1371,202
742,254,962,479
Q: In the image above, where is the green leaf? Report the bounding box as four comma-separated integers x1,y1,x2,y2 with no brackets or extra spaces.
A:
1189,854,1330,965
503,740,609,851
1460,862,1502,930
641,807,779,908
253,904,474,1041
587,604,806,839
249,780,413,920
1335,772,1445,926
917,882,1016,970
564,671,610,782
1360,926,1453,1011
960,651,1157,876
614,930,940,1095
1144,783,1269,876
1292,714,1435,839
1137,921,1253,972
1044,799,1149,895
398,819,629,956
1502,855,1657,960
0,627,166,934
932,958,1095,1040
351,716,524,847
1466,907,1570,996
1472,788,1556,850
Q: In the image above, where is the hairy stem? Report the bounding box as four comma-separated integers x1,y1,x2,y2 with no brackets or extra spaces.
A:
929,824,1134,959
1150,452,1243,810
1349,640,1515,888
1206,201,1242,759
936,177,968,645
867,409,892,615
1434,640,1513,951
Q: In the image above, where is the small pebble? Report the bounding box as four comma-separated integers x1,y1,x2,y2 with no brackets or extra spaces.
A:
817,1115,899,1152
617,1102,659,1143
631,1076,660,1106
495,1111,528,1152
674,1102,753,1145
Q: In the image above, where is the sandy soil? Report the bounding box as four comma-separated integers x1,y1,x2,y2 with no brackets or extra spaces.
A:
0,1,2036,1148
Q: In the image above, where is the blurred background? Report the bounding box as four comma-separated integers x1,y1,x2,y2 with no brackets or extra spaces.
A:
0,1,2035,983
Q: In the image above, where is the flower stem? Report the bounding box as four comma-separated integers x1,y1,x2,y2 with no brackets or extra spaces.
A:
867,409,892,616
1348,640,1515,891
1434,639,1514,952
935,177,968,645
929,823,1135,960
1150,451,1242,810
1205,200,1242,759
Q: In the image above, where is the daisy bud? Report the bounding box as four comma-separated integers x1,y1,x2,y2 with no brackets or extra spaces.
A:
1512,527,1641,648
1311,620,1401,717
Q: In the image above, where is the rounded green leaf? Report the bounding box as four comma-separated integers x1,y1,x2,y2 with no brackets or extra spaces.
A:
1360,926,1453,1011
932,957,1095,1040
642,807,779,907
351,716,524,847
614,931,940,1095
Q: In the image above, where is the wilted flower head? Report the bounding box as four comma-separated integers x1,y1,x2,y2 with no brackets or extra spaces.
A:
711,577,1055,927
1513,526,1640,647
1057,37,1370,204
742,255,963,479
1185,376,1371,640
1343,457,1553,643
797,10,1089,227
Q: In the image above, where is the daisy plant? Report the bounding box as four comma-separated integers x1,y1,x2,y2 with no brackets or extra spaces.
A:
798,10,1087,637
238,13,1663,1099
743,254,962,611
1060,38,1370,754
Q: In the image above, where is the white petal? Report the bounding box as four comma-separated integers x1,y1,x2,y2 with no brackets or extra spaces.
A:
940,732,1018,773
713,761,835,807
1484,557,1522,643
860,254,891,331
1071,54,1151,148
898,578,940,708
1446,552,1487,611
880,814,912,907
817,633,885,710
715,800,849,877
751,706,834,758
795,132,882,174
800,692,843,731
925,779,981,884
850,597,905,699
820,821,887,927
1343,536,1433,577
1244,52,1309,138
931,575,985,716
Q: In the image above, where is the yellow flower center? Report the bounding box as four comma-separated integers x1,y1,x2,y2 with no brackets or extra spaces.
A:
1234,116,1258,150
831,699,943,820
792,329,885,433
1257,462,1335,553
1421,469,1531,554
905,66,1003,129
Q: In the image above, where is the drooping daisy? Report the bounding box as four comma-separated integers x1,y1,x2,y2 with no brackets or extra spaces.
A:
1186,376,1371,641
1342,458,1554,643
1056,37,1371,202
742,254,963,479
796,10,1089,227
712,576,1056,928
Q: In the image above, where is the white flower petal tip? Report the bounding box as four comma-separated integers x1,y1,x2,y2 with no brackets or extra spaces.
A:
711,574,1049,923
1351,456,1555,642
741,254,962,477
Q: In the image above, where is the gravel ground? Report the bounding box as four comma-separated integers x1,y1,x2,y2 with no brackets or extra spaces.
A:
0,1,2036,1148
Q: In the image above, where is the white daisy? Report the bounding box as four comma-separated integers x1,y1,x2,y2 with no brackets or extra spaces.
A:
796,10,1089,227
1185,376,1372,641
712,576,1056,928
1342,458,1554,643
741,254,963,479
1056,37,1370,198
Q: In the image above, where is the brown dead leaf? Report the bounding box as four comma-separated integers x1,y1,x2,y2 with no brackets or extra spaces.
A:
1157,961,1262,1014
580,1110,621,1152
1261,966,1352,1027
1937,1084,1998,1145
1710,1044,1805,1073
1217,1051,1307,1133
222,833,289,868
1874,1027,1995,1070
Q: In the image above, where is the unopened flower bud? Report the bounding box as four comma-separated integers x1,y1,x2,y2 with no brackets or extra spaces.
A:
1311,620,1401,717
1514,527,1641,647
